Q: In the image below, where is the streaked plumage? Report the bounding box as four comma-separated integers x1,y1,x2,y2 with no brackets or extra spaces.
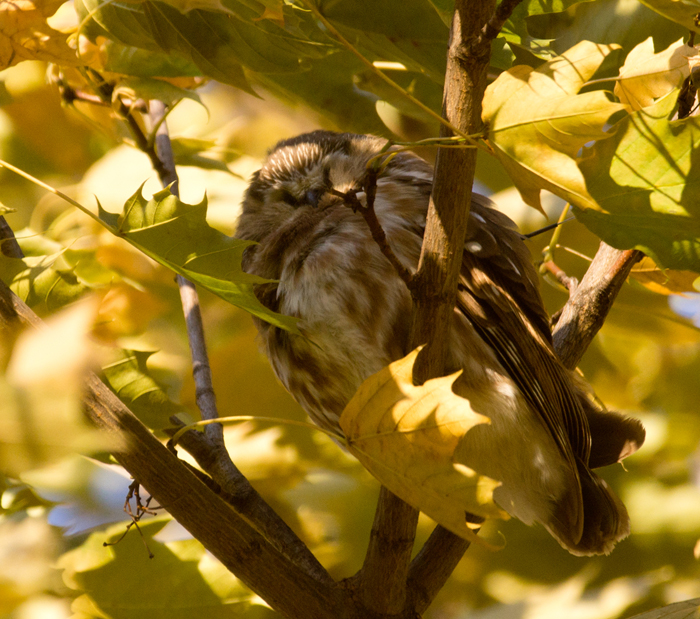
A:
235,130,645,555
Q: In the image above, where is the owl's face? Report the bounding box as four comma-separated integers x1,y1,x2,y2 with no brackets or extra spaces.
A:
239,131,388,240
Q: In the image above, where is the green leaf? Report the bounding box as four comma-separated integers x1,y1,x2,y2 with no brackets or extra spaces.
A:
77,0,332,94
426,0,453,26
501,0,597,61
320,0,449,83
102,350,184,430
98,186,299,333
0,253,90,313
353,68,443,124
171,137,236,174
577,92,700,272
102,40,203,77
256,51,387,135
58,518,265,619
112,77,205,109
637,0,700,31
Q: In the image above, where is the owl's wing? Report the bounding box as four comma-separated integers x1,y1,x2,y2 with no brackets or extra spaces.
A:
459,196,591,464
456,195,645,554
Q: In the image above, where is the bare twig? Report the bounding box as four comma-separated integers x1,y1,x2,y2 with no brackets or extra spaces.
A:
541,260,579,296
479,0,526,44
144,100,333,583
331,173,414,288
552,244,643,370
407,526,472,614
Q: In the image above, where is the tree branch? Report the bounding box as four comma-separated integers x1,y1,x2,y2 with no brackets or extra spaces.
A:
0,280,349,619
356,1,498,614
356,487,420,614
552,243,643,370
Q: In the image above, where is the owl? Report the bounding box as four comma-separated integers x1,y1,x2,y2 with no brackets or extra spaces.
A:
234,130,645,556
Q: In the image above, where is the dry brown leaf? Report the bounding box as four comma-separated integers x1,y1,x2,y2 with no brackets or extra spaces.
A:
339,348,507,542
0,0,80,70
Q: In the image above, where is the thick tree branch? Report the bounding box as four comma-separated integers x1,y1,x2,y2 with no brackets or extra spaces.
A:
407,526,472,614
552,243,644,370
357,1,498,614
356,487,420,614
0,281,348,619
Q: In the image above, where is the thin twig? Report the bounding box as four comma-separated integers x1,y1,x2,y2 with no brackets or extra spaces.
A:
331,173,414,289
407,527,472,614
144,100,333,584
479,0,526,44
541,260,579,295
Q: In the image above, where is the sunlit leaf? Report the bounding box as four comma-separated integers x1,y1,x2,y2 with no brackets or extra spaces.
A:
58,518,265,619
98,186,299,333
614,37,697,110
340,348,507,541
0,253,90,313
482,40,625,212
0,0,79,70
578,91,700,272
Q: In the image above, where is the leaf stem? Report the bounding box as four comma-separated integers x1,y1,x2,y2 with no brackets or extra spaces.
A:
0,159,103,225
168,415,345,446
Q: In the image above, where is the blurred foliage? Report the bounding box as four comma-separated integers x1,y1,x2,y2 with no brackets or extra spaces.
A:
1,1,700,619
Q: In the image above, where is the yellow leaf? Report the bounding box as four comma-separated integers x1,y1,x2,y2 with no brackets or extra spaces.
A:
614,37,698,110
483,41,625,212
339,349,508,542
1,298,115,476
0,0,80,70
630,256,700,295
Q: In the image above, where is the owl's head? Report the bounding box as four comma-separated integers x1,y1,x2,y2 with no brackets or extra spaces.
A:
253,131,384,204
235,130,436,251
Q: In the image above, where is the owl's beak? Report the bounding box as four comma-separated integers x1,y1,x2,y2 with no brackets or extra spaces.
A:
305,188,324,208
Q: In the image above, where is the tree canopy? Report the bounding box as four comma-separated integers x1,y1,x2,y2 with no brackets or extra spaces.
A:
2,1,700,618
